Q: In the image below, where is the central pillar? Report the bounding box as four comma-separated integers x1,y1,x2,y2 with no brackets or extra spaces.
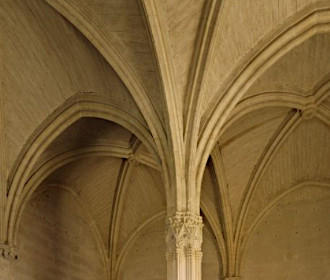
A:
166,212,203,280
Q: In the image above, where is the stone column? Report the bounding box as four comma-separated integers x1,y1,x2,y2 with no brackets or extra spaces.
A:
166,212,203,280
0,245,17,280
224,277,240,280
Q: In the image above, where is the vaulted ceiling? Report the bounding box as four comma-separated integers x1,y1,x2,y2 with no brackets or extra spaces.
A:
1,0,330,280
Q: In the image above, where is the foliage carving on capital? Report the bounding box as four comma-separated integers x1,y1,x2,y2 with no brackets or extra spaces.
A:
0,244,18,260
166,212,203,253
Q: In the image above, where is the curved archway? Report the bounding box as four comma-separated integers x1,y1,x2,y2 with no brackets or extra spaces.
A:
196,81,330,216
5,94,158,247
199,80,330,276
44,0,167,151
223,78,330,135
43,0,172,205
196,3,330,197
11,144,160,248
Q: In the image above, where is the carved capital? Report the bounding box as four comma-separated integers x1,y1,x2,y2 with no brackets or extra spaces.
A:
0,244,18,260
166,212,203,255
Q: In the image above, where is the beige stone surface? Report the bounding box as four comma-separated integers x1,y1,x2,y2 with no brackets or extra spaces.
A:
1,0,143,185
15,186,107,279
1,0,329,279
246,33,330,98
202,0,324,114
242,185,330,280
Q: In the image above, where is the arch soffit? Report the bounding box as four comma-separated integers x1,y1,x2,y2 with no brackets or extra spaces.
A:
6,94,158,245
219,79,330,234
10,144,160,244
199,80,330,275
223,78,330,134
43,0,169,185
12,147,163,280
196,3,330,192
196,79,330,228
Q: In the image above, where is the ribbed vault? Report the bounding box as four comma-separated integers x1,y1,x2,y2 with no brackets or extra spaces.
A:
1,0,329,280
